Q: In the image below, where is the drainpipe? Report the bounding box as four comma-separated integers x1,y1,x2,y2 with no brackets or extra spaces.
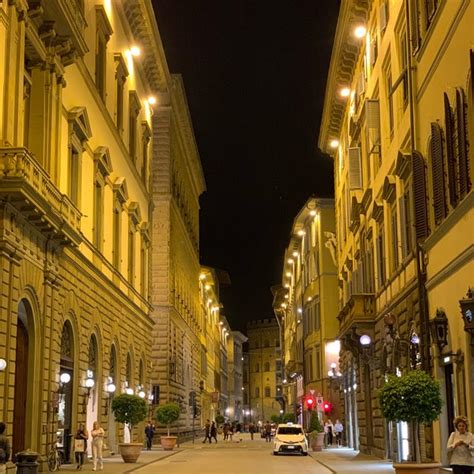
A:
405,0,431,375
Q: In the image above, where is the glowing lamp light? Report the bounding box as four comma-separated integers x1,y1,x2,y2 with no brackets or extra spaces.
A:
106,383,116,394
354,25,367,38
329,139,339,149
323,401,332,414
339,87,351,98
147,96,157,106
330,362,337,369
305,396,315,410
297,230,305,236
207,298,213,304
125,388,134,395
360,334,372,346
297,308,303,314
205,284,211,290
60,373,71,385
85,377,95,389
284,294,289,299
309,210,317,216
284,283,290,288
328,370,334,377
0,359,6,371
138,390,146,399
219,321,224,325
130,46,141,56
292,251,299,257
199,273,206,280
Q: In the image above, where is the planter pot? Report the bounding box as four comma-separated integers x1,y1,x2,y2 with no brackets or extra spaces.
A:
393,463,441,474
310,432,325,452
160,436,177,451
118,443,143,463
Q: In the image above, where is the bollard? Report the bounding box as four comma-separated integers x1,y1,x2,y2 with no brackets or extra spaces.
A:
15,449,39,474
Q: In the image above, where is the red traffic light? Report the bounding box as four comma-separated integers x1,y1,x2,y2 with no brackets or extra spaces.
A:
322,401,332,414
305,396,316,410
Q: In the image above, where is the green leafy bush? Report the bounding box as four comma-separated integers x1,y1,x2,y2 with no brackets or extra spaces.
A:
282,413,296,423
215,414,225,425
155,403,180,437
271,414,281,424
308,412,324,433
111,394,148,441
379,370,442,462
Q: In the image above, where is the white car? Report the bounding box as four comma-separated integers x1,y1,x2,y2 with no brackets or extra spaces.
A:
273,423,309,455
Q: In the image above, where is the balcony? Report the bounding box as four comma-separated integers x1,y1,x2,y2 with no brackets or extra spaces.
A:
337,293,375,337
0,147,82,246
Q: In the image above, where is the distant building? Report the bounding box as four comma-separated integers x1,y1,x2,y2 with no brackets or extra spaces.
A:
227,331,248,421
246,319,283,422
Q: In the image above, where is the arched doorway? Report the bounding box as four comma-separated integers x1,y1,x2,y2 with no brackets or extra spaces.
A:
107,345,118,454
58,322,74,463
86,335,99,457
13,300,33,455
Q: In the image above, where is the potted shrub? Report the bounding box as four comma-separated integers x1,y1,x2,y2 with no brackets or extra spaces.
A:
215,414,225,434
111,393,148,463
379,370,443,474
282,413,296,423
308,412,325,451
156,403,180,450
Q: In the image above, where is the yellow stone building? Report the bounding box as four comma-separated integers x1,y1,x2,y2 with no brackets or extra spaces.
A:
0,0,167,464
319,0,473,464
274,198,339,426
246,319,282,422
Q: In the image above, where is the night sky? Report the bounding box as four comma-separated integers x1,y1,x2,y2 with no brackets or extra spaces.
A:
153,1,340,332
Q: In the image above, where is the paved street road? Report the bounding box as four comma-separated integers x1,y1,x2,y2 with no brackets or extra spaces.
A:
135,435,332,474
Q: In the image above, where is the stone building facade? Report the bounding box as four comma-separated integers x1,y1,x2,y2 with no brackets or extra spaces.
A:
246,319,282,422
227,331,248,422
274,198,339,427
319,0,473,465
0,0,166,464
150,74,206,435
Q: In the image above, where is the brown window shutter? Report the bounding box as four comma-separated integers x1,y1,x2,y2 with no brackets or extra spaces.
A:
411,151,429,241
430,122,447,225
409,0,421,53
456,88,470,198
444,93,458,207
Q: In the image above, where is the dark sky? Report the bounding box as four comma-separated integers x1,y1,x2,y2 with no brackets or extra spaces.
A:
153,1,340,332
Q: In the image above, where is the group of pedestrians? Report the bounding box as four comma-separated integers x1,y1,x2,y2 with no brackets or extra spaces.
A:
202,419,218,443
324,419,344,447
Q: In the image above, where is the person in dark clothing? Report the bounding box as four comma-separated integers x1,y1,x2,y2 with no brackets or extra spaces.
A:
144,421,155,450
249,422,255,440
210,421,218,443
264,421,272,443
74,424,88,470
0,422,11,473
203,420,211,443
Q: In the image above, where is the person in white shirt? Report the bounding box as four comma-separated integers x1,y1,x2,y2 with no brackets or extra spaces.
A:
91,421,105,471
447,416,474,474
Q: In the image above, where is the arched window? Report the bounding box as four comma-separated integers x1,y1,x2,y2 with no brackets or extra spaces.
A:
109,345,117,383
88,335,98,379
126,353,132,388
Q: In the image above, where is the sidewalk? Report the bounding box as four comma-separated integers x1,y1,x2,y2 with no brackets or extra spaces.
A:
310,447,395,474
60,447,181,473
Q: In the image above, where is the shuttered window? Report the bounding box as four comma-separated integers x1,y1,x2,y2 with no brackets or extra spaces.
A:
409,0,421,53
348,147,362,189
456,88,470,199
430,123,447,225
390,204,399,272
412,151,429,241
377,227,386,288
444,93,458,208
367,99,381,156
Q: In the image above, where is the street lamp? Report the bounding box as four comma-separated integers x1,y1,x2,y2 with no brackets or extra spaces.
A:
105,378,116,415
0,359,6,371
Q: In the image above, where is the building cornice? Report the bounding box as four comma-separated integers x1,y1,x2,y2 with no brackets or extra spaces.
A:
318,0,370,155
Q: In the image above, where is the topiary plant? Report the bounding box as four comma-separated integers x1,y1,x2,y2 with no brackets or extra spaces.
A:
308,412,324,434
282,413,296,424
271,414,281,424
379,370,442,463
215,414,225,425
111,394,148,442
155,402,180,437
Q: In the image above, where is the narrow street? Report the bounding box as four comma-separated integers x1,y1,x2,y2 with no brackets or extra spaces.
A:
135,434,331,474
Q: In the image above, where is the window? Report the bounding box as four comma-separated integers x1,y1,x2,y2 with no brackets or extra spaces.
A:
430,122,447,225
23,70,32,148
114,54,128,133
264,362,270,372
141,121,151,183
140,225,150,297
424,0,439,28
255,363,260,373
92,147,112,252
399,29,409,107
255,387,260,398
129,91,141,163
127,202,141,284
67,107,92,207
377,225,386,288
315,348,321,380
412,151,429,241
390,204,399,272
112,178,128,270
95,6,113,101
264,387,271,398
400,186,413,259
384,57,394,136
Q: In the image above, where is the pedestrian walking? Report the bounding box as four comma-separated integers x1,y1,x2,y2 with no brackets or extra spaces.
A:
223,422,229,441
202,420,211,443
334,419,343,447
144,421,155,450
249,422,255,440
91,421,105,471
447,416,474,474
74,423,88,470
264,421,272,443
324,419,334,447
229,424,234,441
210,421,218,443
0,422,11,474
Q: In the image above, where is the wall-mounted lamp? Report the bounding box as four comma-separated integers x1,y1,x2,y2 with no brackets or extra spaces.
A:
125,388,134,395
430,308,449,353
85,374,95,398
59,372,71,394
459,288,474,345
0,358,7,371
105,378,116,415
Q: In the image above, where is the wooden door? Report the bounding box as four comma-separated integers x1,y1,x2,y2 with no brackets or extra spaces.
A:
13,319,29,456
